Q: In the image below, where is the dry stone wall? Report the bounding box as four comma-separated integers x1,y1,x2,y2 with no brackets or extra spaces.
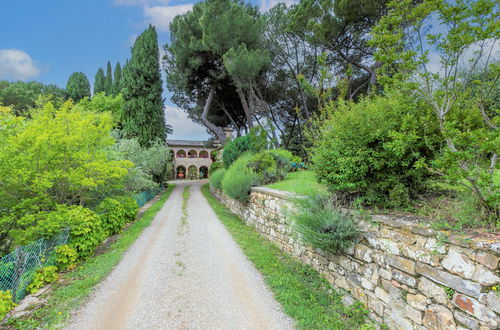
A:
212,186,500,330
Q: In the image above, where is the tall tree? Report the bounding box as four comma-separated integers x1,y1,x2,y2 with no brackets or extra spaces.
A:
94,68,106,95
122,25,166,147
105,61,113,95
112,62,123,95
66,72,91,102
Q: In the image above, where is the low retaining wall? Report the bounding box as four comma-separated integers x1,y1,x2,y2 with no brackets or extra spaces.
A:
212,186,500,330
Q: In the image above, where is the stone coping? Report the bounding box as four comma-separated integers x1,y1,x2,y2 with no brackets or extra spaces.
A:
251,186,500,255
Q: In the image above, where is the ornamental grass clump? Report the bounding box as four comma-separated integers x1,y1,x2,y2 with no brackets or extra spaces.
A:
290,193,358,253
221,154,258,203
209,168,226,190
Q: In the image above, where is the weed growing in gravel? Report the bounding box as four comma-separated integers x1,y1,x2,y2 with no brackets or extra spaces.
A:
7,185,175,329
177,186,190,236
201,184,375,329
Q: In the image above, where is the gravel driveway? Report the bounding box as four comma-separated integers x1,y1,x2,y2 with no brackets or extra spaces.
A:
66,180,294,330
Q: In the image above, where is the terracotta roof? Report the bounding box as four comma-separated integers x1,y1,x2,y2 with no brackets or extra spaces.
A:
166,139,215,147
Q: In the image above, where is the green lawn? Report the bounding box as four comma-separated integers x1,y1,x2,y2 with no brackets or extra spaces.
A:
201,184,375,329
266,170,327,195
8,185,175,330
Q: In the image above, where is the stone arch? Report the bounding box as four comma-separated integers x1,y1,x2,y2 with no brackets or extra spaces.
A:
187,165,198,179
176,165,186,179
188,150,197,158
199,150,209,159
199,166,209,179
176,149,186,158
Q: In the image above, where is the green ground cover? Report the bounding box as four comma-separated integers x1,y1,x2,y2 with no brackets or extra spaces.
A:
201,184,375,329
265,171,327,196
7,185,175,330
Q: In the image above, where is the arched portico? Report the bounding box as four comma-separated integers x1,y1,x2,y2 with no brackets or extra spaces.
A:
176,150,186,158
176,165,186,179
199,166,209,179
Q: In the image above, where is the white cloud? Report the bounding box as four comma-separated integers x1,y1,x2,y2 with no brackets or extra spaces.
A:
144,4,194,32
0,49,40,81
260,0,297,12
114,0,168,6
164,104,210,140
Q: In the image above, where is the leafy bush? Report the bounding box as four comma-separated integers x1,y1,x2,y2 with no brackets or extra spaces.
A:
0,290,16,320
26,266,59,294
209,168,227,190
222,154,258,202
116,196,139,222
222,126,267,168
249,149,292,185
55,244,78,270
67,206,105,258
290,193,358,253
209,161,223,174
95,198,127,236
311,92,440,207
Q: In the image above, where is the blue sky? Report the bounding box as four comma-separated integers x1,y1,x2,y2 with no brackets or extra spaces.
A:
0,0,288,139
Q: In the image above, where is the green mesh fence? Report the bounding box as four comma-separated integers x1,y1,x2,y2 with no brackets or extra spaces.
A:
134,187,160,207
0,230,69,302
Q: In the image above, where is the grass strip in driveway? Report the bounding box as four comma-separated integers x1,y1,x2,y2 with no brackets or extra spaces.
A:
201,184,375,330
8,185,175,330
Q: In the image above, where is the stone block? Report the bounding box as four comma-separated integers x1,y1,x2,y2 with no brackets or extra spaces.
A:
418,277,449,305
471,264,500,286
425,238,447,254
454,310,479,329
375,287,391,304
407,293,429,311
442,247,476,279
368,297,385,316
392,269,417,287
354,244,374,263
416,262,482,298
423,305,456,330
485,291,500,314
475,252,499,270
406,304,423,324
453,294,498,328
386,254,416,275
379,268,392,281
379,238,401,255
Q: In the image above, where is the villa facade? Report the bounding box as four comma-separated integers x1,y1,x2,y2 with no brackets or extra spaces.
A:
167,139,220,179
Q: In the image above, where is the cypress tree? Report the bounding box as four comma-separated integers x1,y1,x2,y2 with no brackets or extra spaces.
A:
105,61,113,95
94,68,106,94
66,72,91,102
122,25,166,147
112,62,122,95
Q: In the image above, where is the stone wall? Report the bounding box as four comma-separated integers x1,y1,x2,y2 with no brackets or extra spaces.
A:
212,186,500,330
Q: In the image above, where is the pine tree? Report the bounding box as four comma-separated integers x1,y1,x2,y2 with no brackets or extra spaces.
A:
94,68,106,95
66,72,91,102
122,25,166,147
105,61,113,95
112,62,122,95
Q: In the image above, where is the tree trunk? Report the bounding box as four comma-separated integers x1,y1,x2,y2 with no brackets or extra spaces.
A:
201,86,226,144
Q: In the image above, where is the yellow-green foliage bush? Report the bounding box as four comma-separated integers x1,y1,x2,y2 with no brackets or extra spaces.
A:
249,149,292,185
116,196,139,223
222,154,258,202
67,206,105,258
96,198,127,236
0,290,16,320
26,266,59,295
55,244,78,270
209,168,226,190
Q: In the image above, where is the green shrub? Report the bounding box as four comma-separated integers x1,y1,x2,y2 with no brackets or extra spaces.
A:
115,196,139,222
55,244,78,270
290,193,358,253
26,266,59,294
0,290,16,320
250,149,292,185
222,126,267,168
96,198,127,236
67,206,105,258
311,92,440,207
222,154,258,202
209,168,227,190
209,161,223,174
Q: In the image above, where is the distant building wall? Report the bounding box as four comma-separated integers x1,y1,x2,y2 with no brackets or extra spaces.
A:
167,140,219,179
